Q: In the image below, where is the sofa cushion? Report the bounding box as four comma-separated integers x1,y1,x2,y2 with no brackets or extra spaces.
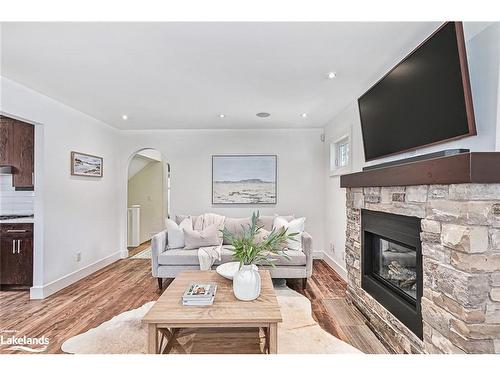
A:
257,215,274,231
158,247,234,266
222,217,252,244
274,216,306,251
165,217,192,249
261,250,306,266
178,215,295,232
157,245,306,266
255,228,271,244
193,213,226,243
258,215,295,231
176,215,200,226
158,249,199,265
183,224,220,249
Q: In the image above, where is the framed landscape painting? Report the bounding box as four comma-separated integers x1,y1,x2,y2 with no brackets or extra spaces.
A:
71,151,103,177
212,155,277,204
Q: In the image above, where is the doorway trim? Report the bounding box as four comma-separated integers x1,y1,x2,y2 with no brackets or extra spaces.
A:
123,147,170,256
0,111,44,300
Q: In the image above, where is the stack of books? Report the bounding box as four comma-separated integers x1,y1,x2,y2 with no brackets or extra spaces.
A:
182,283,217,306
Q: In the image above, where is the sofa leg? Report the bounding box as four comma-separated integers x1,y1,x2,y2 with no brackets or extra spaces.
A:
157,277,163,290
302,278,307,291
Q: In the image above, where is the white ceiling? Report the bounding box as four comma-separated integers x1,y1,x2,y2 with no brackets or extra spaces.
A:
1,22,445,130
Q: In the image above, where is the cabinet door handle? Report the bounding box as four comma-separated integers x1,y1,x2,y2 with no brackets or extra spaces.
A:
12,240,16,254
6,229,28,233
17,240,21,254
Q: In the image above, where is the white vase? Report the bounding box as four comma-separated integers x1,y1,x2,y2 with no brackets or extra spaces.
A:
233,264,261,301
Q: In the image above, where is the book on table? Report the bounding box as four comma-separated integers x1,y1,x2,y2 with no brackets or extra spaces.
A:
182,283,217,306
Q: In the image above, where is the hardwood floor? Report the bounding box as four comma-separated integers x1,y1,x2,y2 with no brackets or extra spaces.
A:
0,249,388,354
127,240,151,257
0,253,160,354
288,261,389,354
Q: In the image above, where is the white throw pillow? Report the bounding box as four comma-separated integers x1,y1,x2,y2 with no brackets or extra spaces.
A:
165,217,192,249
183,224,221,250
273,216,306,251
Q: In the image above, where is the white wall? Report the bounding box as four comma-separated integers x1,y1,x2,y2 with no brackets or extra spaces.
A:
323,23,500,279
0,76,123,298
118,129,326,254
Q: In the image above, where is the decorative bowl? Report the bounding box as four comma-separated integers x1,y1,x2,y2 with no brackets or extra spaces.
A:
216,262,259,280
216,262,240,280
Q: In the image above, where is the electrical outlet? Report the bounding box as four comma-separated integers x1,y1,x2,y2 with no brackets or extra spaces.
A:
76,252,81,262
329,242,335,252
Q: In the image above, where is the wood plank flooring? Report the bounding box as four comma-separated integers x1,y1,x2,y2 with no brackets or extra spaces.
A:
288,261,389,354
0,248,388,354
127,240,151,257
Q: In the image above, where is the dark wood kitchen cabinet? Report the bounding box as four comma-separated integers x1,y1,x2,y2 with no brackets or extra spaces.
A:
12,120,34,188
0,223,33,287
0,115,34,188
0,116,14,166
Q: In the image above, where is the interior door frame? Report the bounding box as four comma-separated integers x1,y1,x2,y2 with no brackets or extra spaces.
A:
0,111,43,299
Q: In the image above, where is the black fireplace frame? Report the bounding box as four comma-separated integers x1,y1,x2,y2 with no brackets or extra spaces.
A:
361,209,423,339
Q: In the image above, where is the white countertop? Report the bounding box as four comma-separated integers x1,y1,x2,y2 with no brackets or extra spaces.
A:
0,217,35,224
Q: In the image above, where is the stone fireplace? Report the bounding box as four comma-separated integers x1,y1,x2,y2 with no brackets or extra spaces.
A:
341,153,500,354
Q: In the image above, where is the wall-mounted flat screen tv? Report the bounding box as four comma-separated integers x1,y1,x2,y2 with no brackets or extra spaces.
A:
358,22,476,161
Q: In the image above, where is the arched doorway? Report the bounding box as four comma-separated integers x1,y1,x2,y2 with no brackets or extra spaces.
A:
126,148,170,254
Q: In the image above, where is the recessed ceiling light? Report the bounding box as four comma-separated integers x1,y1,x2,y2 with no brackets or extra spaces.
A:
122,115,128,120
301,113,308,118
256,112,271,118
327,72,337,79
218,114,226,118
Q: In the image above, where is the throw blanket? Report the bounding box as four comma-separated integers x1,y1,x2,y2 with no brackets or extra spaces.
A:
198,244,223,271
196,213,226,270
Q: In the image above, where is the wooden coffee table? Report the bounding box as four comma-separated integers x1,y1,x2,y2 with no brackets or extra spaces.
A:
142,270,282,354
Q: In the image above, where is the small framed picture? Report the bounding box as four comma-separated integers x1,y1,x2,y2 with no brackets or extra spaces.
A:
71,151,103,177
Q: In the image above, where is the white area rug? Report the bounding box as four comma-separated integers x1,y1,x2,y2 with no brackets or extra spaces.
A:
61,287,361,354
130,247,151,259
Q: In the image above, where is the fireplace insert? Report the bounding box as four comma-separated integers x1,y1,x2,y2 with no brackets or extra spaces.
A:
361,209,423,339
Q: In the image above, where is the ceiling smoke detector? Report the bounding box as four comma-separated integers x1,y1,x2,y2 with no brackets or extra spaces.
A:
256,112,271,118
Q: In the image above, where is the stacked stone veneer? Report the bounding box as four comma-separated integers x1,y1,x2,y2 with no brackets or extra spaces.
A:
345,184,500,354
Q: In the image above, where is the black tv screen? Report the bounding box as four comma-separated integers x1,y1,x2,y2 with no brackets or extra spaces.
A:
358,22,476,161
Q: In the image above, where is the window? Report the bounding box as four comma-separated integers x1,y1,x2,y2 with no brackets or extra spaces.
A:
329,134,351,176
337,140,349,167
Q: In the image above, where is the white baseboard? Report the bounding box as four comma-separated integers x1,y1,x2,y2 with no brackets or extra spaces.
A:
321,252,348,281
312,251,324,259
119,249,129,259
29,250,123,299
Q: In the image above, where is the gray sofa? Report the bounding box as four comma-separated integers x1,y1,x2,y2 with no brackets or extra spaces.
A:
151,215,313,289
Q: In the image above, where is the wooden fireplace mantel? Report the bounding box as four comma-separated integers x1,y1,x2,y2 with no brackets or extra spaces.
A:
340,152,500,188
